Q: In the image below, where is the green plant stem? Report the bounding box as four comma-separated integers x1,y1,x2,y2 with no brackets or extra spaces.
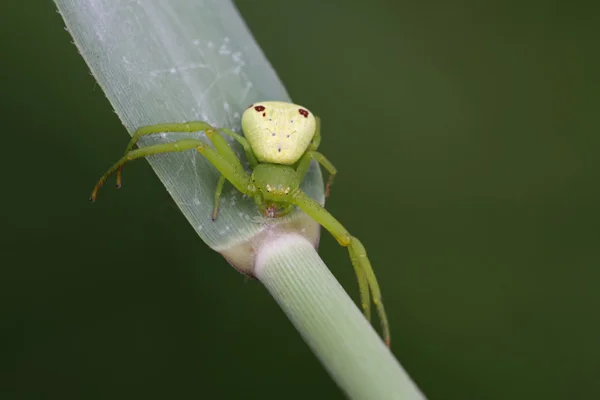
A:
256,233,426,400
54,1,425,398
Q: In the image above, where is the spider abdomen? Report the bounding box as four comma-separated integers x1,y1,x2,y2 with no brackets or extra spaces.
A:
242,101,316,165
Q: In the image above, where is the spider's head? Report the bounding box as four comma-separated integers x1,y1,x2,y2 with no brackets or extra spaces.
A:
251,163,300,203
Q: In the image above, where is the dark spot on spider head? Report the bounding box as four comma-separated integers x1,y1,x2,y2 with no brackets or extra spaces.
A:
278,148,282,152
262,112,266,117
254,105,265,112
299,109,309,118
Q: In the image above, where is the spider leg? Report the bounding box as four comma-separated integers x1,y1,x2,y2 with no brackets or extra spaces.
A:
296,116,337,197
90,139,253,202
308,116,322,151
212,175,226,221
290,189,389,347
117,122,213,185
202,128,260,220
114,122,249,220
123,122,213,155
203,128,249,221
296,151,337,198
218,128,259,168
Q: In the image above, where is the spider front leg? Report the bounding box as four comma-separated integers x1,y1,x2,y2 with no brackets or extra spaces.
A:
108,122,251,220
90,139,253,202
296,150,337,198
203,128,248,220
218,128,259,168
290,190,390,347
116,122,213,186
296,117,336,197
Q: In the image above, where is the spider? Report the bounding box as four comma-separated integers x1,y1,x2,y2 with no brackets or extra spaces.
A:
90,101,390,346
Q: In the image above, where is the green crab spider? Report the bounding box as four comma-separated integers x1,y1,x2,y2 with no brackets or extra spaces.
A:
90,101,390,347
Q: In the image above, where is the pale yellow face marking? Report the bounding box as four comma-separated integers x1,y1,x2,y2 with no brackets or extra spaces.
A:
265,183,291,195
241,101,316,165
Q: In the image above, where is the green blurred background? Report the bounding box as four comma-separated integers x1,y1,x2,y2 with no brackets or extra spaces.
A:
2,0,598,398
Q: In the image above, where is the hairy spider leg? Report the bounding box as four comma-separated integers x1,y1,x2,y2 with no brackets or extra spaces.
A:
291,189,390,347
90,139,253,202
